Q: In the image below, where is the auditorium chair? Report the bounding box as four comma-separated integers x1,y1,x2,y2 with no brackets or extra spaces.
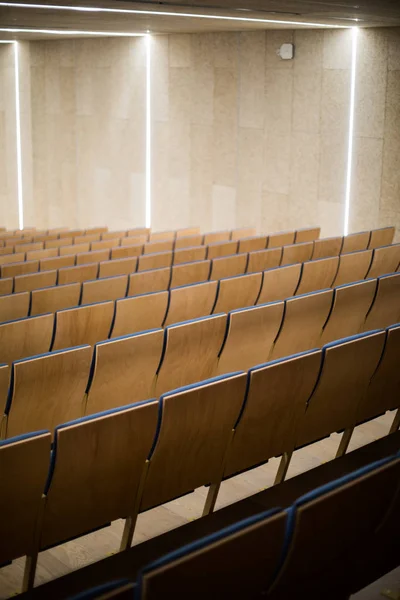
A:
40,254,75,271
246,247,282,274
143,240,174,254
256,263,302,303
280,241,313,266
127,267,171,296
30,283,81,316
333,248,373,286
59,243,90,256
173,245,207,264
98,257,138,278
0,277,12,296
363,272,400,330
80,275,129,305
267,230,295,248
164,281,218,326
137,251,173,271
209,253,248,280
111,293,169,337
0,291,30,322
238,235,268,253
58,263,99,285
174,234,203,249
76,249,110,266
212,272,263,313
295,256,339,295
2,259,39,278
368,226,395,249
14,269,57,293
294,226,321,243
169,260,210,287
341,230,371,253
367,243,400,278
51,302,114,350
0,313,54,365
203,231,230,245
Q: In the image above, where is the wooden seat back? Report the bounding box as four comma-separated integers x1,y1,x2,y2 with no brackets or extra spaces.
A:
244,247,282,273
52,302,114,350
296,256,339,295
138,251,173,272
40,255,75,271
209,254,247,280
281,242,313,266
127,268,171,296
267,231,295,248
31,283,81,316
312,236,343,259
98,257,137,278
58,263,99,285
2,260,39,279
173,246,207,265
363,273,400,330
165,281,218,326
333,249,372,286
0,292,30,323
81,276,128,305
367,243,400,278
341,231,370,254
0,314,54,365
213,273,262,314
207,240,238,259
294,226,321,243
174,234,203,249
203,231,230,245
238,235,268,253
14,270,57,293
368,226,395,249
170,260,210,287
111,292,169,338
257,264,301,304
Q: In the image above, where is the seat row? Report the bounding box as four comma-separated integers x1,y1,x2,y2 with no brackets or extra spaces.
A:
2,324,399,591
1,271,399,440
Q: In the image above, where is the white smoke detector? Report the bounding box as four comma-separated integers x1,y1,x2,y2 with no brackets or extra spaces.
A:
277,43,295,60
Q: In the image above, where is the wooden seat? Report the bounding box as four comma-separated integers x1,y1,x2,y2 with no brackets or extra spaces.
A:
246,248,282,273
0,247,13,255
149,231,175,242
320,279,377,345
173,246,207,265
238,236,268,253
257,264,302,304
280,242,313,266
0,252,25,266
0,314,54,364
175,227,201,238
85,330,164,414
357,324,400,424
138,252,173,272
39,255,75,271
333,249,373,286
341,231,371,254
111,245,143,259
296,330,386,449
294,227,321,243
224,349,322,478
127,268,171,296
38,401,158,553
26,248,58,261
59,243,90,256
155,314,227,396
296,256,339,295
0,292,30,323
121,237,147,248
14,270,57,293
111,292,169,338
81,276,128,305
368,226,395,249
207,241,238,259
91,240,119,251
0,431,51,567
74,234,101,245
217,302,284,374
203,231,230,245
0,277,13,296
213,273,263,314
0,363,10,418
30,283,81,316
209,254,247,280
5,345,92,438
230,227,257,240
144,240,174,254
14,242,43,253
140,371,247,512
76,250,110,266
58,263,99,285
137,508,286,600
170,260,210,287
312,236,343,259
98,257,137,278
164,281,218,326
367,243,400,278
174,234,203,249
363,273,400,331
267,231,295,248
101,231,125,241
2,260,39,279
271,289,334,360
52,302,114,351
126,228,150,239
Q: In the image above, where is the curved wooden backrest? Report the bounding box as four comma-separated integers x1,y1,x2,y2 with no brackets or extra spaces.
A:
369,226,395,249
112,292,169,338
144,240,174,255
113,243,143,258
312,236,343,259
320,279,377,345
2,260,39,279
170,260,210,288
6,345,92,438
271,289,334,360
138,252,173,272
0,314,54,365
0,292,30,323
58,263,99,285
238,235,268,253
257,264,301,304
207,240,238,259
203,231,230,245
101,230,125,241
296,256,339,296
296,331,386,448
0,431,51,564
91,240,118,251
0,277,13,297
225,350,322,478
173,246,207,265
140,372,247,511
0,247,13,255
155,314,227,396
247,247,282,274
280,242,313,266
0,363,10,414
59,243,90,257
363,273,400,331
357,324,400,424
213,273,263,314
40,255,75,271
40,400,158,550
176,227,201,238
367,243,400,278
26,248,58,261
139,508,286,600
15,242,43,253
14,270,57,293
333,249,373,286
74,234,101,245
52,301,114,350
128,268,171,296
99,257,137,278
76,249,110,266
0,252,25,266
231,227,257,240
294,226,321,243
267,231,295,248
217,302,284,374
126,228,150,239
165,281,218,326
149,231,175,242
341,231,371,254
86,330,164,415
81,276,128,305
209,254,247,281
174,234,203,250
121,236,146,247
31,283,81,317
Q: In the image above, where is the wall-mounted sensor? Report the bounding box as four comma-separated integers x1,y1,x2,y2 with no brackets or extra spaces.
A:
277,43,295,60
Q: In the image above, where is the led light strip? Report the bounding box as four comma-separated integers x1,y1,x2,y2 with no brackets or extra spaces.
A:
0,1,351,28
145,34,151,229
13,41,24,230
344,27,358,236
0,27,145,37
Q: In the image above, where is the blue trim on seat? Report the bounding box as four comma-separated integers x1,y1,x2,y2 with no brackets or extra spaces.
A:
229,300,282,315
378,271,400,280
56,299,114,314
387,322,400,331
322,329,383,351
130,266,171,276
169,279,210,292
96,328,162,347
248,348,321,374
336,277,375,290
12,344,90,365
165,313,226,329
290,288,331,300
0,312,53,327
161,371,244,399
118,289,168,302
218,272,259,283
0,429,49,447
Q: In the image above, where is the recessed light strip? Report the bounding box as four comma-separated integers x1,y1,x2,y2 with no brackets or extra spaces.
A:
0,2,350,28
0,27,145,36
14,41,24,230
344,26,358,236
145,34,151,229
